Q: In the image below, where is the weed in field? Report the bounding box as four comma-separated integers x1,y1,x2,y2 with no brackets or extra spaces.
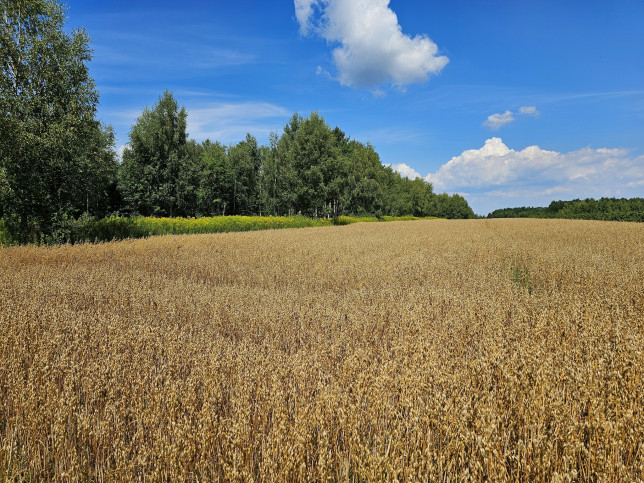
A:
510,261,533,295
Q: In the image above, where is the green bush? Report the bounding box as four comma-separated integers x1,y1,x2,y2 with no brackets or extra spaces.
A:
0,219,7,246
35,215,334,244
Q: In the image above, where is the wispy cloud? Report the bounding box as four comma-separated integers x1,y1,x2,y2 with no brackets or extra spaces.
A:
417,86,644,115
541,90,644,104
186,102,291,144
93,36,256,72
295,0,448,90
316,65,333,80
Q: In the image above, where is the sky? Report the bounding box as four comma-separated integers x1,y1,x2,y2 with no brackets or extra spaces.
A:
62,0,644,215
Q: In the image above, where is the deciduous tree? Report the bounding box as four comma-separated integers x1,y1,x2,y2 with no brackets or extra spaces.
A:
0,0,116,241
118,91,198,217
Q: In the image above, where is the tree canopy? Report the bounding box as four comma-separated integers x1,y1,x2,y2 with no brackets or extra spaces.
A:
118,90,199,217
0,0,116,242
0,0,117,240
115,100,476,221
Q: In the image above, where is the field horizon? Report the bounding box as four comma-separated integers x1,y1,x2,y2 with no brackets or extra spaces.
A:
1,218,643,480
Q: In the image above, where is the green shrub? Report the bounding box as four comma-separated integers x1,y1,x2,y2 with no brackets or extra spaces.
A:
0,219,7,246
36,215,334,244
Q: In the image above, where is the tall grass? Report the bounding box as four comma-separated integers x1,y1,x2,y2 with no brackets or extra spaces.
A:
2,219,642,480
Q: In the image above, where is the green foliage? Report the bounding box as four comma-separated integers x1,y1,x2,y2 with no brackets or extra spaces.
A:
488,198,644,222
332,216,379,225
45,213,141,244
182,109,476,222
195,139,229,216
381,215,415,222
27,214,333,244
332,215,438,226
431,193,477,219
0,0,117,243
227,134,262,215
510,262,533,295
0,219,7,246
290,111,335,217
118,90,198,217
259,111,475,220
380,215,438,222
0,166,8,218
488,206,551,219
133,215,331,237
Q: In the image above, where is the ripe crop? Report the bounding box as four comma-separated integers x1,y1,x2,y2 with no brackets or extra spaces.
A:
1,219,643,480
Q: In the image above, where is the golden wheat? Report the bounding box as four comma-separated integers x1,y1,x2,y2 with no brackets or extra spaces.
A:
1,219,643,481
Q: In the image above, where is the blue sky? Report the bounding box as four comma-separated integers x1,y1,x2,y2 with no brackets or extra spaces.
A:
63,0,644,215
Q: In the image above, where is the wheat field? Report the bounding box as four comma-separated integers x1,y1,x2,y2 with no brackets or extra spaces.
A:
1,219,643,481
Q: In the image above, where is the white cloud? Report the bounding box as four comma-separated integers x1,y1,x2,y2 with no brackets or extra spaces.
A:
389,163,422,180
186,102,291,144
483,106,541,130
426,138,640,192
295,0,317,35
518,105,539,116
295,0,448,89
392,138,643,214
483,111,515,130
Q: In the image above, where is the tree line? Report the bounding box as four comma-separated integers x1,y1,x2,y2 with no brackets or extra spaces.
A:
487,198,644,222
0,0,474,243
117,92,475,221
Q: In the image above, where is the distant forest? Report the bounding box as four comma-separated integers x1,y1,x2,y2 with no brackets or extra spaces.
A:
488,198,644,222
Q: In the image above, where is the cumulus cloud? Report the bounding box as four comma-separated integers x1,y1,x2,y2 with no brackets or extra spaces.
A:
389,163,422,180
426,138,638,191
483,111,515,130
391,137,644,214
295,0,449,89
